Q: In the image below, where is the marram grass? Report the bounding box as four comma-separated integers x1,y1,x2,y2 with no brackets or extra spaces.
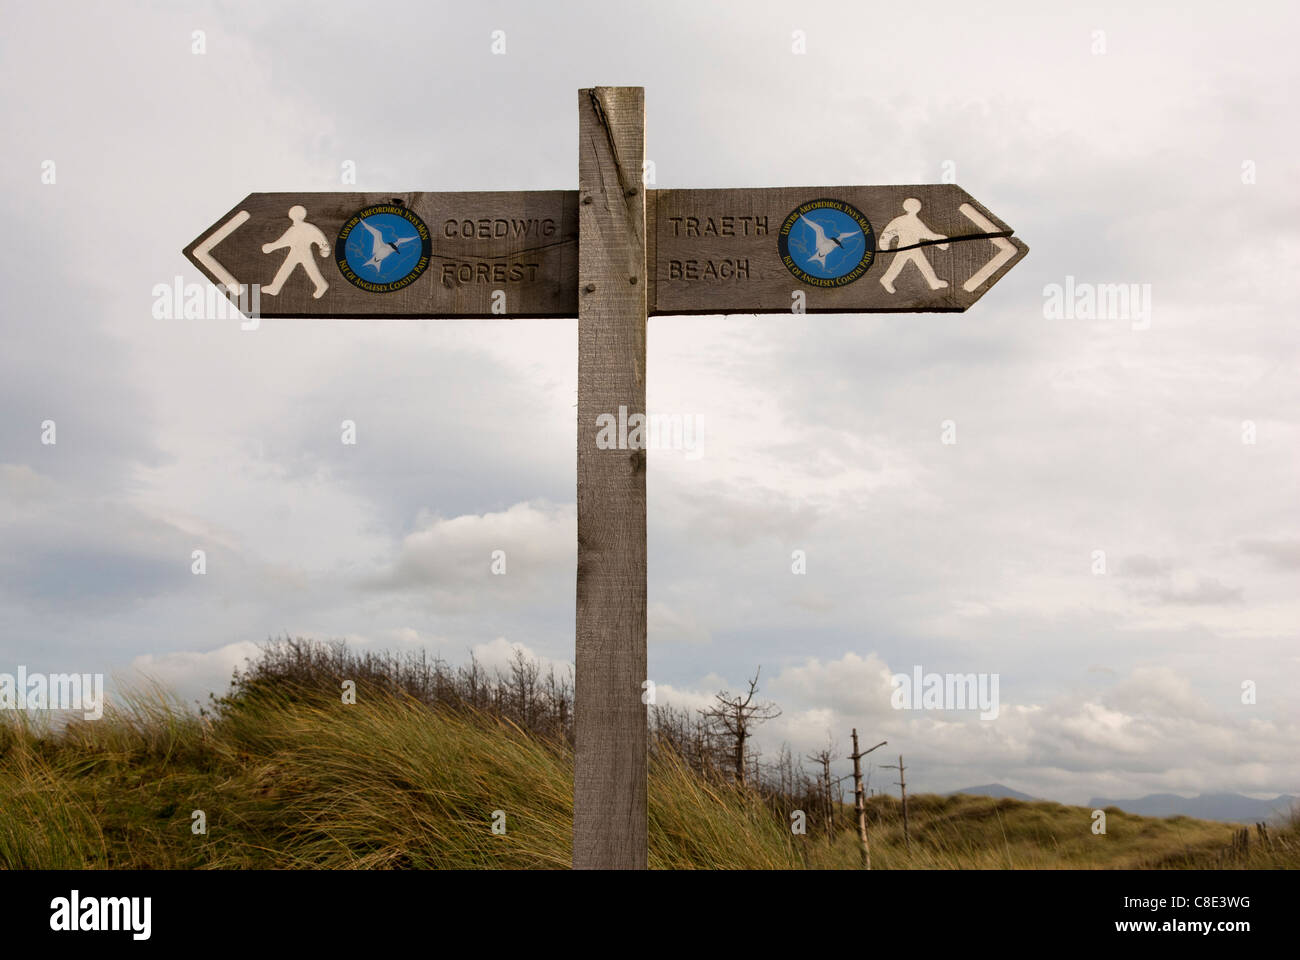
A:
1,685,1294,869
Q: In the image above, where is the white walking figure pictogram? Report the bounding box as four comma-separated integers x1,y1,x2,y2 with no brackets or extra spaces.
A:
261,205,330,298
878,198,949,294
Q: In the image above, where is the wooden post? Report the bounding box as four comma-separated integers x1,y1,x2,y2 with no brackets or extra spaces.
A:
573,87,648,870
183,88,1028,875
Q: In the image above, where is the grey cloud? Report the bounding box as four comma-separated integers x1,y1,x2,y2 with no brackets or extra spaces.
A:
1239,539,1300,570
1120,554,1173,578
1150,577,1244,607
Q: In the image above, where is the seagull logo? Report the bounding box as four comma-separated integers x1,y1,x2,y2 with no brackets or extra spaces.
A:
778,199,876,288
799,214,860,269
335,203,432,293
358,218,421,274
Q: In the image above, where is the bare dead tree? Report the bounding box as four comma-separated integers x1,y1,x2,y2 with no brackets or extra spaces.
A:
775,744,794,799
883,754,910,850
505,647,539,727
457,651,487,710
543,664,573,742
849,730,887,869
806,735,839,840
695,715,712,776
702,667,782,788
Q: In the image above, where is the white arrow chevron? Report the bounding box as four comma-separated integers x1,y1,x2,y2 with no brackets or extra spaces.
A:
193,210,251,297
959,202,1016,292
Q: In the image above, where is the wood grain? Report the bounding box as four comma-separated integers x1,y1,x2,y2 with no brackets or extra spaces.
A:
573,87,648,870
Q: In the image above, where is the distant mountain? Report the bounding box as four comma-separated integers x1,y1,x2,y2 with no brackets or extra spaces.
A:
948,783,1038,802
1088,792,1299,824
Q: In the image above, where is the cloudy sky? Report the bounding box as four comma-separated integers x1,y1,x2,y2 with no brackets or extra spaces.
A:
1,0,1297,805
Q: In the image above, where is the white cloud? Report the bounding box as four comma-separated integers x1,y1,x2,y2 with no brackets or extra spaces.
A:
365,500,574,608
468,636,571,680
128,641,263,707
731,651,1300,803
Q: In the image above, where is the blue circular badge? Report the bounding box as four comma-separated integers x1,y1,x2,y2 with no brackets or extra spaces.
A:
778,199,875,287
336,203,432,293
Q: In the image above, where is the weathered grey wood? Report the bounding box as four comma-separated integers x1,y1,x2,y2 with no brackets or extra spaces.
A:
184,191,578,318
652,185,1027,315
573,87,648,870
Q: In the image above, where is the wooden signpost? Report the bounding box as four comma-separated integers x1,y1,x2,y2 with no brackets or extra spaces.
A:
184,86,1028,871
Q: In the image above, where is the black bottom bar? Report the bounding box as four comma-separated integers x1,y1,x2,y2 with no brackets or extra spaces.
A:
1,868,1284,946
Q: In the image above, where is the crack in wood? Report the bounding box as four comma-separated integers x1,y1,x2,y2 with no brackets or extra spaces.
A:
426,235,577,261
883,230,1012,254
588,89,638,221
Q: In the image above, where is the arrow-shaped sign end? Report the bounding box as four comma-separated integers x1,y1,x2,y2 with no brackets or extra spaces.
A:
186,209,251,298
955,201,1028,298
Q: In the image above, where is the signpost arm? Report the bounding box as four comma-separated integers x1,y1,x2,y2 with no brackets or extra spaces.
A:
574,86,648,870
